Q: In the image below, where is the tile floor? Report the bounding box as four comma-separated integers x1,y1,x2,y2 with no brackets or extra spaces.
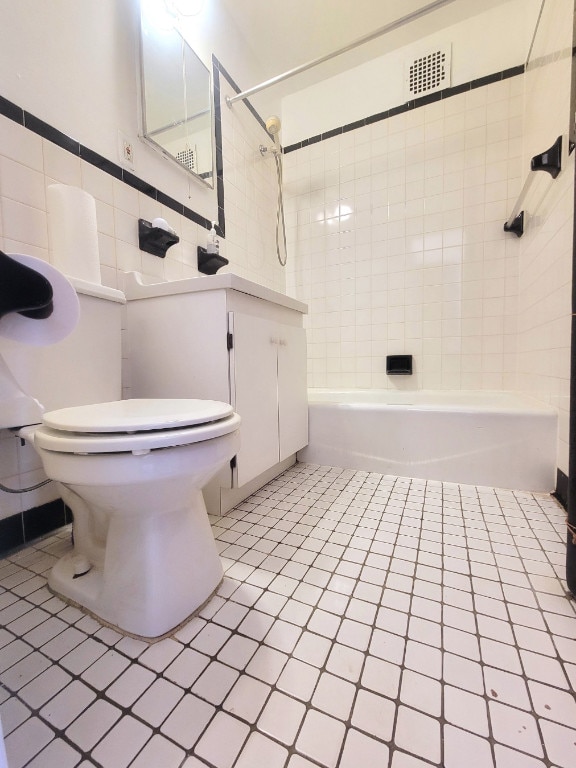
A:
1,462,576,768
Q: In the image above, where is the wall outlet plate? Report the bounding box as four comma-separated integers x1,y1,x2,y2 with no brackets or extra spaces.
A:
118,131,135,168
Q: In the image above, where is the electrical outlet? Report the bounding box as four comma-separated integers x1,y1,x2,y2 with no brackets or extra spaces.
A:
123,139,134,164
118,131,135,168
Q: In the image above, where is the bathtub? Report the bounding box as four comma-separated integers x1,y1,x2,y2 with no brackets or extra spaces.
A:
298,389,558,492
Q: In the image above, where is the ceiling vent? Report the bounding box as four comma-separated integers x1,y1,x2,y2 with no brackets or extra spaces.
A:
405,44,451,100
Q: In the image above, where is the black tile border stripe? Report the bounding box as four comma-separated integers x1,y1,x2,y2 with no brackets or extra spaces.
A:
0,68,229,236
283,64,525,154
0,53,275,244
0,498,70,557
0,62,525,238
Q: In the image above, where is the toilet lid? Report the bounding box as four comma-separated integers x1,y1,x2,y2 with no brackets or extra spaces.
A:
34,411,241,454
42,399,233,433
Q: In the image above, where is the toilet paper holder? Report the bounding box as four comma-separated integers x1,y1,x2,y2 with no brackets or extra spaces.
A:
138,219,180,258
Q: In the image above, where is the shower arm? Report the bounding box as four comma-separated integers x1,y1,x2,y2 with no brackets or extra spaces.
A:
226,0,459,107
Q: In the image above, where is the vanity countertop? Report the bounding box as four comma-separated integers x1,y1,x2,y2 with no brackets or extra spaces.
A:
122,272,308,314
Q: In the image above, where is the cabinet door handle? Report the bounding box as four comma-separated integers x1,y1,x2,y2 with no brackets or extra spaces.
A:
279,339,287,346
270,337,278,345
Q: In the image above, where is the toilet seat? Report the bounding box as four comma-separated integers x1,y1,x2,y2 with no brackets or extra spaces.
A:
34,398,240,454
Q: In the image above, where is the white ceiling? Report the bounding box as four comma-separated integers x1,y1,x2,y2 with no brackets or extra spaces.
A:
220,0,519,105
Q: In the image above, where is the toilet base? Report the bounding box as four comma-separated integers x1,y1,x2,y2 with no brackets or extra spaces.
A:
48,556,222,641
48,489,224,638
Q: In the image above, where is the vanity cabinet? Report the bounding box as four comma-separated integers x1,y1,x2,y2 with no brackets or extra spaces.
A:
124,273,308,508
230,312,307,486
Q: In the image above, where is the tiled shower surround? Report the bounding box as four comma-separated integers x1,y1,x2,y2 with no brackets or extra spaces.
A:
284,74,526,393
1,463,576,768
284,75,525,393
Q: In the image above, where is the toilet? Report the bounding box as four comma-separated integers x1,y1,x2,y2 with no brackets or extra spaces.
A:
0,252,240,638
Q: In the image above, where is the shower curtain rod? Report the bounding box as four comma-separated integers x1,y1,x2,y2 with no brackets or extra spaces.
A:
226,0,459,108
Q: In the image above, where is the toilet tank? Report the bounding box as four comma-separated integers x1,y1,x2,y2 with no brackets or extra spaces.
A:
0,280,124,413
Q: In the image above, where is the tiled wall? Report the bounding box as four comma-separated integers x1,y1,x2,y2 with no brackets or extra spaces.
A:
285,74,524,391
0,60,283,528
0,73,284,292
515,0,574,475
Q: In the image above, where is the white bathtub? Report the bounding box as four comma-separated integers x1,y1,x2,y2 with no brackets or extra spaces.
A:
298,389,558,492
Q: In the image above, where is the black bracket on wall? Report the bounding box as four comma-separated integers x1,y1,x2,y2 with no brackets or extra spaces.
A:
504,136,563,238
503,210,525,238
197,246,229,275
530,135,563,178
138,219,179,258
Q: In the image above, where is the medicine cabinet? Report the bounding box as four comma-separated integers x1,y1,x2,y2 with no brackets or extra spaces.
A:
139,1,214,186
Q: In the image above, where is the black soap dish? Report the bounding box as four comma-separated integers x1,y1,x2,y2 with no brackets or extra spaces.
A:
138,219,179,258
197,246,229,275
387,355,413,375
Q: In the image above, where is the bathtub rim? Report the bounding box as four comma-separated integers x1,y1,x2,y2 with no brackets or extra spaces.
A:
306,388,558,416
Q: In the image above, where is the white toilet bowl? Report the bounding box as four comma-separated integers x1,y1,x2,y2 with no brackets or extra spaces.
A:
24,398,241,638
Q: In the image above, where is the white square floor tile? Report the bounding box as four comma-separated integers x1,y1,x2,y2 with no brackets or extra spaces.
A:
235,731,289,768
90,715,152,768
137,638,182,673
444,724,495,768
132,677,183,727
444,685,489,736
312,672,356,720
295,709,346,768
257,690,306,745
1,464,575,768
194,711,250,768
191,661,239,705
339,728,390,767
539,718,576,768
276,657,320,701
222,675,271,724
484,666,531,710
352,688,396,741
489,701,544,758
394,705,441,763
80,649,130,690
4,717,54,768
160,693,215,750
129,734,186,768
39,680,95,730
65,699,121,753
105,664,156,708
24,737,81,768
0,697,30,737
528,680,576,727
400,669,442,716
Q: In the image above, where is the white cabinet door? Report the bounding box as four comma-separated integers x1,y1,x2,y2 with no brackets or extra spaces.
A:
277,325,308,461
230,312,279,487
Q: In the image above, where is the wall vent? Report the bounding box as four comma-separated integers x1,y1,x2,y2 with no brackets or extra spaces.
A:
405,45,451,100
176,145,197,173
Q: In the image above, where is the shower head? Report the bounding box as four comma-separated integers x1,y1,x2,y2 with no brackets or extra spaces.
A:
265,115,281,137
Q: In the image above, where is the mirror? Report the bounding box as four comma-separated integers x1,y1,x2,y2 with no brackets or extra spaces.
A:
140,2,214,186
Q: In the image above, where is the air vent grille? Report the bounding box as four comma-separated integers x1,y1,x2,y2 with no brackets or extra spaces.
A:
176,146,197,173
405,45,451,99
